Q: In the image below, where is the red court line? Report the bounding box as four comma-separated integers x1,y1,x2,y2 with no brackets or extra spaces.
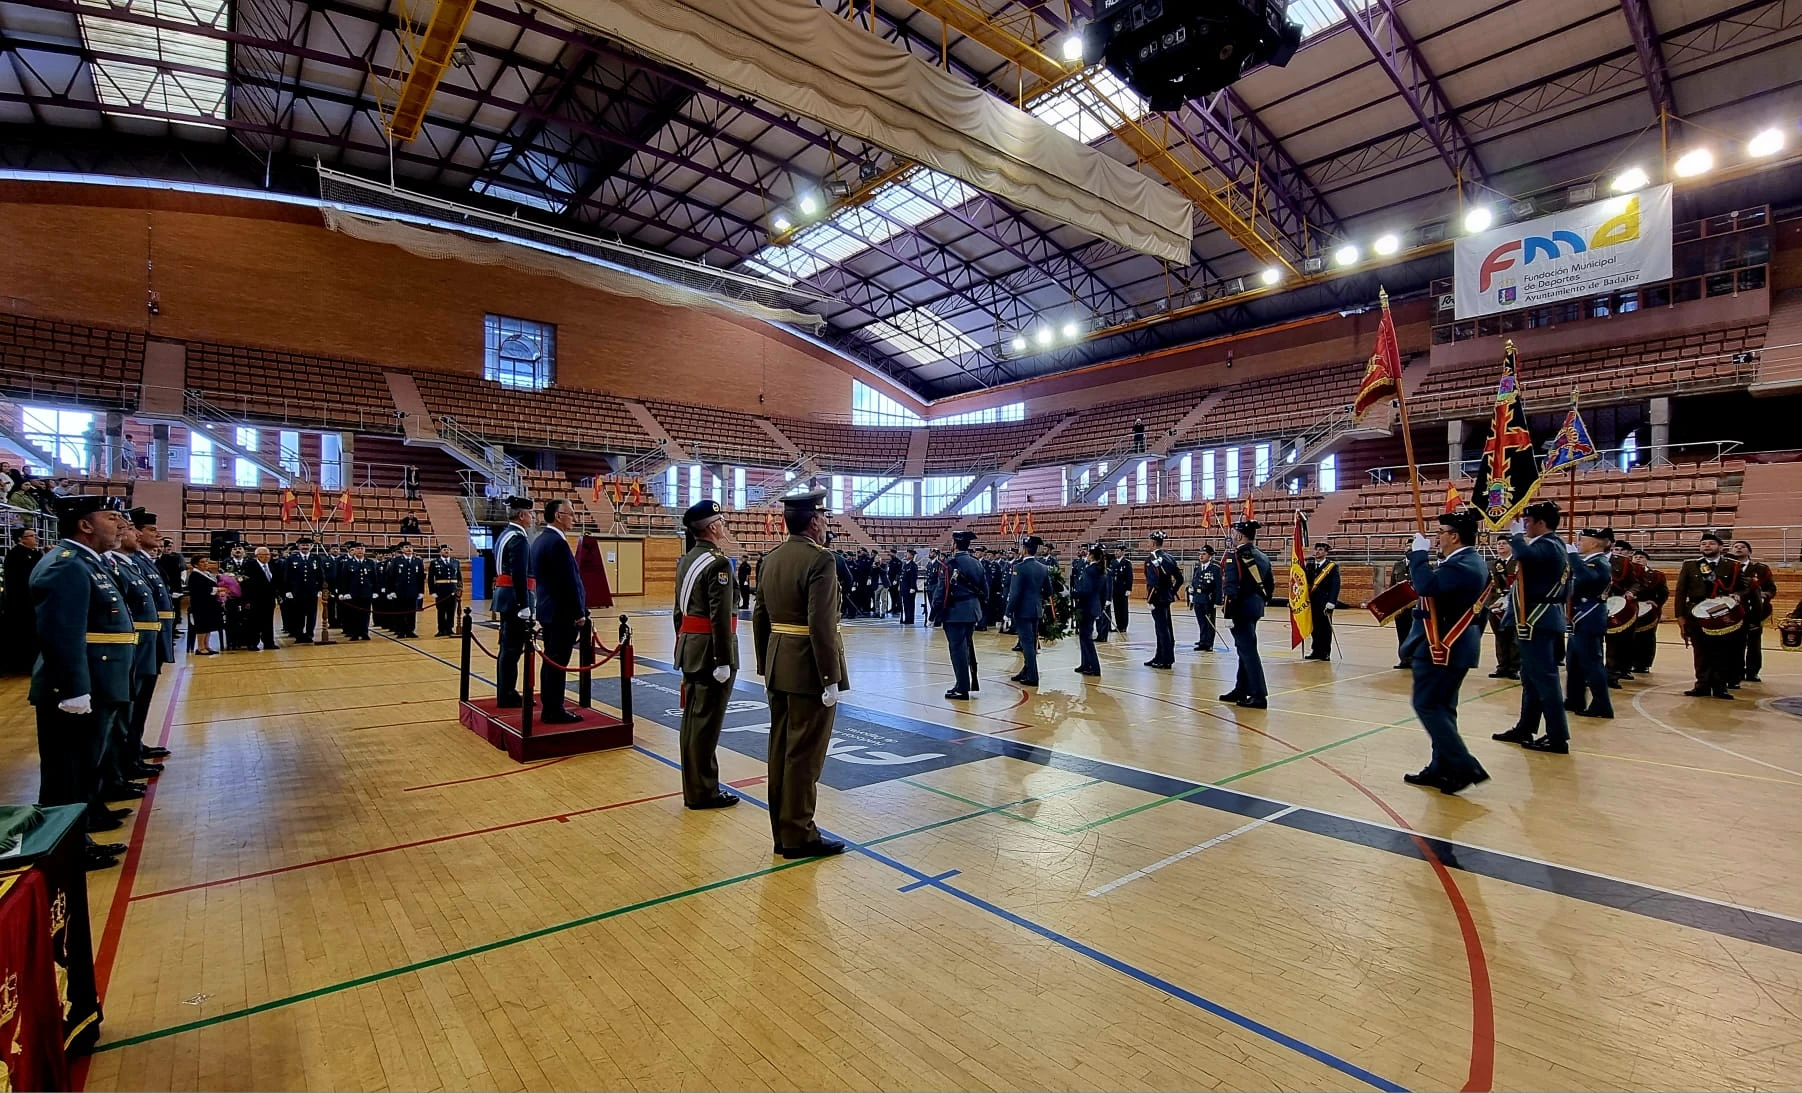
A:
131,775,769,902
404,755,576,791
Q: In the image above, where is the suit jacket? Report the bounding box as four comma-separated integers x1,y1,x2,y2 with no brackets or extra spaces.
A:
1222,545,1273,622
753,535,846,693
1569,552,1612,636
1006,556,1050,621
529,529,585,624
1403,546,1489,669
673,544,737,675
939,552,988,624
241,561,279,608
1509,533,1569,636
29,540,134,707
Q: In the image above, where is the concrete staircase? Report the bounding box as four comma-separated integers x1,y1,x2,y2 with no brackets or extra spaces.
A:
903,428,929,477
418,491,473,548
1299,487,1361,541
1749,288,1802,395
1730,461,1802,561
1078,503,1126,548
1004,414,1081,473
621,400,688,461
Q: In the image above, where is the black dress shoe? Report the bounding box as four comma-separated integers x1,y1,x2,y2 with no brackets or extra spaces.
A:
970,680,980,693
779,838,847,859
1016,678,1038,687
83,848,121,870
1218,690,1245,703
87,815,123,833
103,783,147,800
1714,688,1735,700
1235,697,1268,709
944,689,970,700
1726,682,1741,690
90,841,127,856
1393,662,1409,670
1522,736,1569,754
539,708,582,724
1487,670,1509,678
1607,680,1623,690
1577,708,1614,719
686,793,739,810
1402,768,1442,788
103,806,131,821
1682,687,1712,697
128,763,163,778
141,746,171,759
1492,726,1534,743
495,694,523,708
1746,675,1762,683
1437,765,1491,795
1192,643,1204,650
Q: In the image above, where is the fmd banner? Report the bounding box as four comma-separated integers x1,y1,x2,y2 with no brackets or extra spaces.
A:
1454,184,1673,319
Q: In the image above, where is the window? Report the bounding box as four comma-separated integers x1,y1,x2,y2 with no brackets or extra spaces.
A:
1621,431,1639,471
20,406,94,474
711,470,724,506
1060,466,1070,506
688,465,702,506
665,464,679,506
959,487,993,516
866,480,916,517
1201,450,1216,499
189,430,214,485
320,433,344,491
278,430,303,476
1254,444,1271,486
1319,454,1338,494
742,169,976,286
851,380,924,427
78,0,229,125
234,427,259,487
863,308,983,367
923,475,972,516
733,467,747,510
1135,461,1149,503
484,315,556,390
851,475,895,507
1179,453,1193,502
1225,448,1241,498
934,402,1026,426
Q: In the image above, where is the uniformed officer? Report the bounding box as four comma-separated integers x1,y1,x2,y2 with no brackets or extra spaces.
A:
283,537,327,643
1493,499,1572,753
382,541,426,639
1303,543,1341,661
430,544,462,637
1188,545,1221,652
1486,535,1520,679
491,496,534,706
673,500,741,809
939,530,987,700
1006,536,1050,687
1730,539,1775,685
335,541,377,640
1388,554,1413,669
1143,531,1181,669
1108,545,1133,633
1219,520,1274,709
752,488,848,858
899,548,919,626
322,542,342,630
1401,507,1491,795
120,509,176,766
1072,545,1105,677
31,496,132,869
104,520,163,805
1674,531,1745,700
1564,526,1614,719
1630,549,1667,674
1604,539,1641,685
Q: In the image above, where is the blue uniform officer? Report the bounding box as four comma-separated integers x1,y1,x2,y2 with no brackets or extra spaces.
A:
1005,536,1050,687
941,530,988,700
1493,499,1573,754
1401,507,1492,795
1219,520,1274,709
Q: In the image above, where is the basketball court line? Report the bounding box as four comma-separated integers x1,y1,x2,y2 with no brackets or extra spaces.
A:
1631,687,1802,778
1085,807,1300,897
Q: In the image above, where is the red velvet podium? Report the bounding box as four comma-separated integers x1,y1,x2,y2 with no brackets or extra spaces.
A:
456,611,636,763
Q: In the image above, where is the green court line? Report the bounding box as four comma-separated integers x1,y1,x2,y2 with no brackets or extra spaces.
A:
92,784,1088,1053
904,682,1517,838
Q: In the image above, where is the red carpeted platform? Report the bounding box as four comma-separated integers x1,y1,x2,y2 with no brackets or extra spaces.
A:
458,698,633,762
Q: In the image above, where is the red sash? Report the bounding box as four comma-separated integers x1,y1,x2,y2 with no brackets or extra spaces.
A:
679,615,735,635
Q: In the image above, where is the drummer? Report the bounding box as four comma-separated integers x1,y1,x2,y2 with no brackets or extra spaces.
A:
1674,531,1746,700
1565,526,1614,720
1729,540,1776,687
1630,549,1667,675
1604,539,1643,687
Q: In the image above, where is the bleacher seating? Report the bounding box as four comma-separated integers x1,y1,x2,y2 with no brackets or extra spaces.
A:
518,468,609,532
412,372,655,453
1027,387,1210,466
1410,324,1767,419
859,516,962,546
0,314,145,409
185,342,396,431
720,509,865,553
1183,361,1367,444
922,418,1064,472
643,400,783,465
773,418,910,470
181,485,436,549
1111,491,1324,556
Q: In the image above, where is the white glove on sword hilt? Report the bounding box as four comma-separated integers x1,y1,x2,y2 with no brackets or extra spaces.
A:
711,665,731,683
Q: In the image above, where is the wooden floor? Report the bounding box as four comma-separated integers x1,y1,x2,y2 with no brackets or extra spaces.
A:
5,602,1802,1092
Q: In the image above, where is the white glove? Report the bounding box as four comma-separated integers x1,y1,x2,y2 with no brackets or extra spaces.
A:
1567,543,1581,555
711,665,731,683
517,608,532,618
1324,604,1335,613
821,685,839,708
1410,533,1431,553
283,592,293,600
1508,519,1526,536
387,592,397,599
57,694,92,715
338,593,350,600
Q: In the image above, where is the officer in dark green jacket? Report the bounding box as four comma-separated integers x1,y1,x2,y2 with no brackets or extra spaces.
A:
121,508,176,767
672,500,741,809
106,523,164,796
31,495,133,869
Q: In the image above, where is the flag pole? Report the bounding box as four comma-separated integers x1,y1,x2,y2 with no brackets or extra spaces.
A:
1567,388,1579,524
1383,288,1428,533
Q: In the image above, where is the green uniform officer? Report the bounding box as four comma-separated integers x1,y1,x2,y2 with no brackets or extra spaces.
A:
30,495,133,869
752,488,848,859
672,499,741,810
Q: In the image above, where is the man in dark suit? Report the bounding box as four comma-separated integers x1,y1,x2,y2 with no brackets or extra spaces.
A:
1006,536,1050,687
1564,527,1615,719
491,496,534,706
529,499,587,723
1401,507,1491,795
1303,542,1341,661
240,546,281,651
1494,500,1572,753
899,549,918,625
1108,545,1133,633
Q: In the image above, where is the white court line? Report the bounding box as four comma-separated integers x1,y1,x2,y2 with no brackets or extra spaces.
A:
1631,688,1802,779
1087,806,1300,897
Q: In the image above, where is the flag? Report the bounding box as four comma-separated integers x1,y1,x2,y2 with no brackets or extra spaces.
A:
1025,511,1035,535
1443,484,1462,513
629,479,646,505
1000,513,1014,536
310,485,325,523
590,477,602,503
336,491,354,525
1545,389,1599,473
1242,494,1255,523
1201,500,1217,530
279,488,298,523
1288,511,1313,649
1352,288,1403,420
1469,340,1544,530
1222,499,1235,529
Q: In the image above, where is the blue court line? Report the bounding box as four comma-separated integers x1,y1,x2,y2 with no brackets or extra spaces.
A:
897,869,959,893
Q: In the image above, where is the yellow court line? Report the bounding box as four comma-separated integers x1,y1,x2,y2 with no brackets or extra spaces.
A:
1582,749,1802,788
1266,666,1393,698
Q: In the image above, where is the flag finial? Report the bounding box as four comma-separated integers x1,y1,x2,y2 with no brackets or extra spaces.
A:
1378,286,1389,308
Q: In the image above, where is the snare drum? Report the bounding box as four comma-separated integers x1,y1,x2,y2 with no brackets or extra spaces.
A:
1606,594,1638,634
1781,619,1802,650
1690,595,1746,638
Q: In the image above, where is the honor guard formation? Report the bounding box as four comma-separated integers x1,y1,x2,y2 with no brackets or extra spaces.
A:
4,1,1802,1087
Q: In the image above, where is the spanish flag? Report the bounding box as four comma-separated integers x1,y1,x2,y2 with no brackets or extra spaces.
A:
1222,498,1235,529
310,485,325,523
279,488,299,523
336,491,354,525
1024,511,1035,535
1242,494,1255,523
1352,287,1403,421
1288,511,1312,649
1201,500,1217,530
1444,483,1463,513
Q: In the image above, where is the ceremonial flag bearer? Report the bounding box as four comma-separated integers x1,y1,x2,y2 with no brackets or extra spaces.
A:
1401,507,1492,795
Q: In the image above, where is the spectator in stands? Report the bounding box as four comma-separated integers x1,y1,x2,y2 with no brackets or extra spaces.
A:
403,465,421,501
399,513,422,537
1132,418,1146,453
83,422,103,476
0,461,24,499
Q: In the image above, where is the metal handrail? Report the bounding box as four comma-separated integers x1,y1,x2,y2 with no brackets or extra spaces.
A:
1365,439,1749,483
435,415,525,496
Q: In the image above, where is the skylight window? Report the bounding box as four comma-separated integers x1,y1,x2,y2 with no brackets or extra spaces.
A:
472,146,578,213
78,0,230,124
862,307,982,366
741,168,975,286
1285,0,1372,39
1029,67,1148,145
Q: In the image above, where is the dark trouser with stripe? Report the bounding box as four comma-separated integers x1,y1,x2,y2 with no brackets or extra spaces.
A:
1517,632,1569,744
1077,613,1100,673
945,622,975,693
1193,605,1215,650
680,671,732,805
766,689,835,848
1232,617,1266,699
1015,619,1039,684
1411,661,1477,776
1309,605,1333,659
35,703,106,809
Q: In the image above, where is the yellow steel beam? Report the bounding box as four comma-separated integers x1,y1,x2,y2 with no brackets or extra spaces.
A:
385,0,479,142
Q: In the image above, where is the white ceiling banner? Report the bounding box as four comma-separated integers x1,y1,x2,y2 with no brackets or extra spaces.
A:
1454,185,1674,320
540,0,1195,264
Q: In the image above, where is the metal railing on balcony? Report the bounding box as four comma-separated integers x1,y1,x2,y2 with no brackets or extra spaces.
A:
184,387,402,433
435,416,525,496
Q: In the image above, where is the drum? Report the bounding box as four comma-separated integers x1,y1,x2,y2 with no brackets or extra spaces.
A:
1689,595,1746,637
1606,594,1637,634
1782,619,1802,650
1365,580,1417,625
1635,599,1660,630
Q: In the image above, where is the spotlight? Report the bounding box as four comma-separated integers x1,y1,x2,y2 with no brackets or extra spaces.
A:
1748,127,1786,158
1609,166,1649,193
1373,233,1400,256
1011,335,1027,352
1463,206,1493,233
1259,266,1282,286
1061,321,1080,340
1673,148,1714,178
1034,327,1053,347
1334,244,1360,267
772,213,792,233
798,193,820,216
1061,34,1084,62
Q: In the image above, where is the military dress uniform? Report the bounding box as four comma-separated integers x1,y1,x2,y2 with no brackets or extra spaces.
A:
752,489,848,858
1005,540,1049,687
1109,550,1134,633
672,501,740,809
1304,550,1341,661
431,551,462,637
939,531,988,699
1189,551,1221,651
1487,547,1521,679
1494,501,1572,753
492,499,535,705
123,509,175,765
1220,521,1274,708
1400,509,1491,795
106,547,164,792
1673,535,1745,699
1734,553,1776,685
1072,551,1104,676
900,553,919,625
282,544,327,642
1603,547,1643,684
1564,530,1614,719
1632,557,1668,674
335,545,379,640
1143,533,1181,669
382,549,426,639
